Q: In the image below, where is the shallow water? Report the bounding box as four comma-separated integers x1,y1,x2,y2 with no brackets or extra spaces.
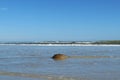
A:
0,45,120,80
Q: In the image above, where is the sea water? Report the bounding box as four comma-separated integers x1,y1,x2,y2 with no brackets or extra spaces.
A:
0,45,120,80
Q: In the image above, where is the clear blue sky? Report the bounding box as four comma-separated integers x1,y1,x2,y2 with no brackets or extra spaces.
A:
0,0,120,41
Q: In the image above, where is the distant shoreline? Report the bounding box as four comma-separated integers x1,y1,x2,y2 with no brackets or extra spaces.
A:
0,43,120,46
0,40,120,46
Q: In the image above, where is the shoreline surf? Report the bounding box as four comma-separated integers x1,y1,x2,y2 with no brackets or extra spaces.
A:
0,44,120,46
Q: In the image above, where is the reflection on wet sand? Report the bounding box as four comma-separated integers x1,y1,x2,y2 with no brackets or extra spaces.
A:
69,55,118,59
0,71,79,80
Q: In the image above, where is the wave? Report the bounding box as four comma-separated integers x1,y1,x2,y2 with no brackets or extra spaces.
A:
0,44,120,46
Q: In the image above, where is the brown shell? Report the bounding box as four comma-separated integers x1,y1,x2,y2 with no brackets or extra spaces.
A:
52,54,68,60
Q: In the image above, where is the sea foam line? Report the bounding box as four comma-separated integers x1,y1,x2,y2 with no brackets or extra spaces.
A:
0,44,120,46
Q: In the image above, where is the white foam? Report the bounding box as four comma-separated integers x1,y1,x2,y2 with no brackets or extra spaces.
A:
0,44,120,46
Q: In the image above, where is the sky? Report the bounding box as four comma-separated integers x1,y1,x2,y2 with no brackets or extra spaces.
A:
0,0,120,41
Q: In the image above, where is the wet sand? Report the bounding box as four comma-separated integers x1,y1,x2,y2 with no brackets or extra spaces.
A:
0,45,120,80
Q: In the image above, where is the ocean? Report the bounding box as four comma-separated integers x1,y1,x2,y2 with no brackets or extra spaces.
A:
0,45,120,80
